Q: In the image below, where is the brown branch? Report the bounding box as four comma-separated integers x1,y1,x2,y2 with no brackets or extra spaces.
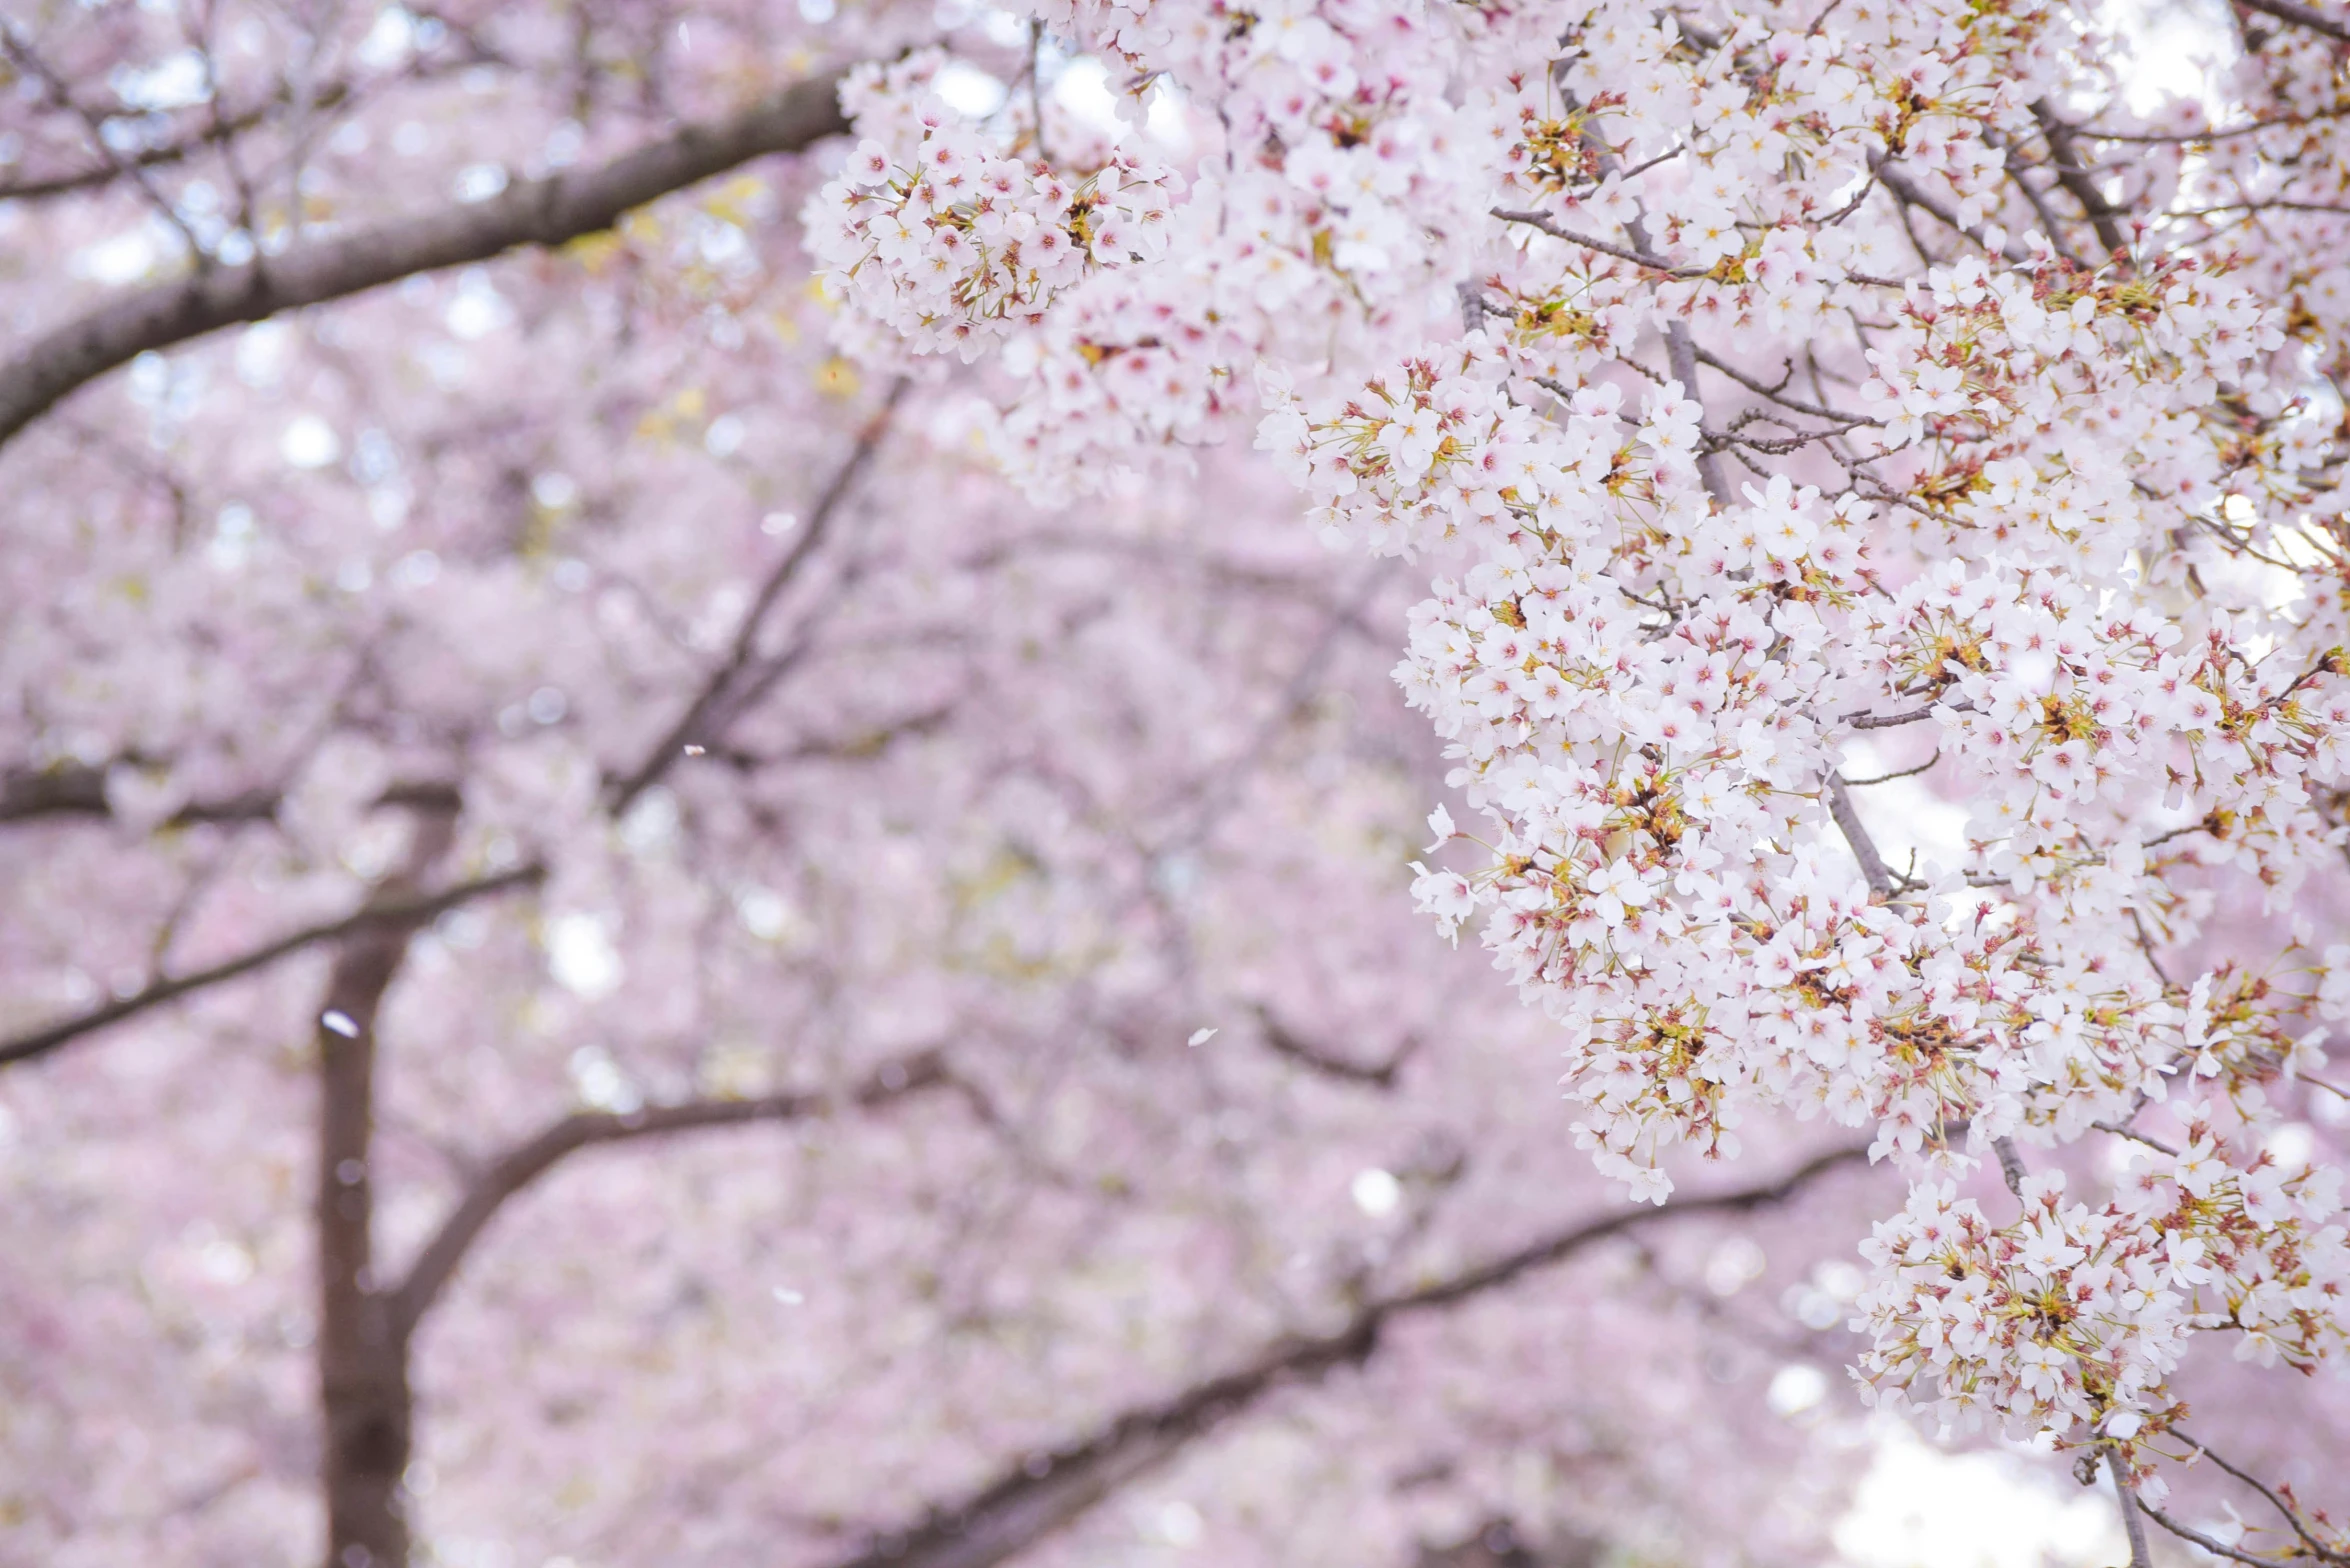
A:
1844,704,1941,729
313,801,457,1568
0,861,542,1068
2170,1427,2350,1564
1690,347,1880,426
819,1144,1870,1568
2106,1447,2156,1568
1869,158,2030,264
603,378,907,815
1489,208,1711,278
385,1050,953,1339
0,23,209,260
0,760,455,828
1252,1003,1414,1089
1826,774,1895,897
2030,103,2131,259
2137,1501,2277,1568
0,69,850,450
0,91,305,203
2235,0,2350,43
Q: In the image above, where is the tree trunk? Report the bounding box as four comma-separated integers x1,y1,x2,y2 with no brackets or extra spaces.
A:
314,810,454,1568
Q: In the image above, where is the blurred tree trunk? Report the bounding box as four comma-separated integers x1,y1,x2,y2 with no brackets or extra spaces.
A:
1417,1518,1601,1568
315,806,455,1568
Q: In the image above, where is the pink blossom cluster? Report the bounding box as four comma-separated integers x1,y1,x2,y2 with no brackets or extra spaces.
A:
1854,1121,2347,1474
807,54,1179,360
831,0,2350,1501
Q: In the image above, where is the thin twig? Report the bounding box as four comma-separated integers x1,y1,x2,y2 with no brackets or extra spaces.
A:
605,379,909,814
1839,750,1940,786
0,863,543,1068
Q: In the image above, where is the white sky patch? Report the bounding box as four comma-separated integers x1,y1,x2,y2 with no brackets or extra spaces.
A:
2268,1121,2316,1168
736,886,793,941
444,270,512,340
357,6,420,71
980,7,1030,46
2105,0,2232,117
547,912,623,999
1350,1166,1401,1216
280,414,343,469
1767,1362,1828,1417
1836,740,1970,880
1704,1235,1766,1296
567,1043,641,1113
935,61,1008,118
73,226,164,286
1053,58,1125,136
237,320,294,388
1834,1423,2125,1568
1153,1500,1203,1547
452,162,510,203
112,49,212,112
1144,79,1194,153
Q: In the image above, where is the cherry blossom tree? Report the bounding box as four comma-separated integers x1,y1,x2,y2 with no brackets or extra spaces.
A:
807,0,2350,1560
3,1,2348,1567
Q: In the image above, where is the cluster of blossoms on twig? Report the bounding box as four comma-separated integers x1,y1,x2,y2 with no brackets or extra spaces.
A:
807,55,1179,361
1853,1123,2347,1504
819,0,2350,1522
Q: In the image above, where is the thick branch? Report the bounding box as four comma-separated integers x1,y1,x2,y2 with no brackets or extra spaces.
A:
1825,774,1895,897
1252,1003,1413,1089
2108,1447,2155,1568
821,1144,1868,1568
0,761,454,829
2030,103,2131,258
0,862,542,1068
315,800,457,1568
0,71,849,449
2235,0,2350,43
386,1050,952,1339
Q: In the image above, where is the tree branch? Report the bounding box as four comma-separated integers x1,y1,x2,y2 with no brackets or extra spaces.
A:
0,70,850,449
819,1144,1869,1568
604,377,907,815
2235,0,2350,44
2170,1427,2350,1564
1489,208,1711,278
2136,1500,2278,1568
0,862,543,1068
2029,103,2132,259
2108,1445,2155,1568
1825,774,1895,897
0,760,455,828
1869,158,2030,264
1252,1003,1414,1089
385,1050,954,1339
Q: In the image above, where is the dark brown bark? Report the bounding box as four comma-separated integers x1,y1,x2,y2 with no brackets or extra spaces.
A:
0,71,848,450
314,809,457,1568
